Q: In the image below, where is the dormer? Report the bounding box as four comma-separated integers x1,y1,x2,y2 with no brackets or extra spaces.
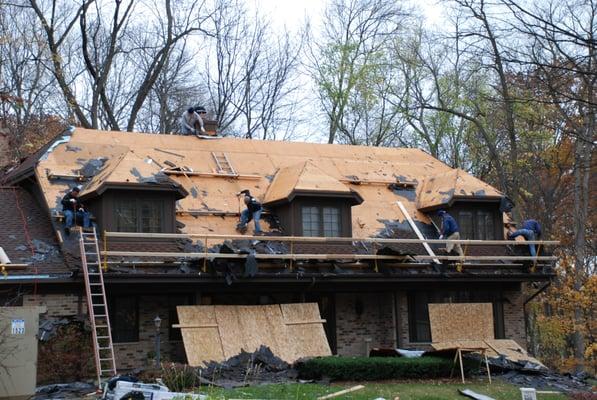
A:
263,161,363,237
417,169,504,240
78,152,187,233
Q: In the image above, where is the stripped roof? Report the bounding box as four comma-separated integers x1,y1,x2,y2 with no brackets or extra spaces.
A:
5,128,504,239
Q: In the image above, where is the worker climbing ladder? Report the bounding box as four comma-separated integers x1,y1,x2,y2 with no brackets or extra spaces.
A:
212,152,236,175
78,227,117,387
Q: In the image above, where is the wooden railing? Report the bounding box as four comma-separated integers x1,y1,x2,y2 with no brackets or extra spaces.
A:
101,232,558,272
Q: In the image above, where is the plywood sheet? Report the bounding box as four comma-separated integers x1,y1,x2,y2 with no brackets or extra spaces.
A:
428,303,494,342
281,303,332,358
176,305,224,366
177,303,330,366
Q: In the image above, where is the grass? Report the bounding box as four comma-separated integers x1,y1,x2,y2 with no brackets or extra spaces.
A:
194,380,569,399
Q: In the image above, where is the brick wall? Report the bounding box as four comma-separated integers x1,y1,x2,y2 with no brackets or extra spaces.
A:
113,295,185,370
503,288,527,348
335,292,396,356
23,293,86,317
24,292,186,370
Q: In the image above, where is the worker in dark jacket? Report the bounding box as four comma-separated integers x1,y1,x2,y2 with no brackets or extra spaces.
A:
507,219,541,257
61,186,91,235
236,190,262,234
437,210,464,257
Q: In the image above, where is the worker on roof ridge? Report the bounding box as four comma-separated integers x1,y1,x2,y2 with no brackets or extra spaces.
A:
236,190,263,235
437,209,464,257
61,186,92,236
180,106,205,136
506,219,542,257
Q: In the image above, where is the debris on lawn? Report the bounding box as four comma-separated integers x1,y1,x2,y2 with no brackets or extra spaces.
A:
103,379,206,400
33,382,96,399
459,389,496,400
316,385,365,399
199,345,297,388
494,369,592,393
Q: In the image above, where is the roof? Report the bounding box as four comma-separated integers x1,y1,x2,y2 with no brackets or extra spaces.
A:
264,161,363,205
0,187,70,278
417,169,503,211
5,128,505,239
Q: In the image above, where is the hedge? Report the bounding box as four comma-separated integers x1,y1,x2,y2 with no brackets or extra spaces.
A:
296,356,475,381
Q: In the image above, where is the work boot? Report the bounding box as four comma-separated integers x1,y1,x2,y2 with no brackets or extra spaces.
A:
64,227,71,236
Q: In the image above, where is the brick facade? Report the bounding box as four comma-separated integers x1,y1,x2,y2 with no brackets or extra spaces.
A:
503,288,527,347
24,292,186,370
335,292,396,356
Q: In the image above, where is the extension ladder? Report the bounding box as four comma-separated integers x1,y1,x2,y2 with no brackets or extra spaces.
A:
211,152,237,175
78,227,117,386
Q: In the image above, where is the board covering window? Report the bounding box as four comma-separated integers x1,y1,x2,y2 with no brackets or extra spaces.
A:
114,198,164,232
301,205,342,237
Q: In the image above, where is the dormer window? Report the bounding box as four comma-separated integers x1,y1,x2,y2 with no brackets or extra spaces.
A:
263,161,363,237
115,198,164,233
301,205,341,237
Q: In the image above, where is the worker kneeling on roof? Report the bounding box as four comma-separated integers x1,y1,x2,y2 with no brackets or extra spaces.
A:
61,186,92,235
506,219,541,257
437,210,464,257
236,190,262,234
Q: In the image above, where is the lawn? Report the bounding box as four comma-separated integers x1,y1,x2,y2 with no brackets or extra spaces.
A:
196,380,568,399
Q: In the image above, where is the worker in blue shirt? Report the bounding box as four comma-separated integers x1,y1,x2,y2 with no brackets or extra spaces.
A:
437,210,464,257
507,219,542,257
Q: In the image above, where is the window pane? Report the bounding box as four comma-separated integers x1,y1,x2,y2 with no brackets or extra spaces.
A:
458,212,474,239
302,206,320,236
408,292,431,343
140,200,162,232
322,207,340,237
110,296,138,343
476,211,495,240
115,199,137,232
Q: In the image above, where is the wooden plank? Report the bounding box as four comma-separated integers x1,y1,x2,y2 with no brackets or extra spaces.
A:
237,305,277,357
317,385,365,399
171,324,218,329
285,319,326,325
103,231,559,245
214,306,245,359
177,305,224,366
263,304,295,362
429,303,494,342
396,201,440,263
103,250,556,261
282,303,331,359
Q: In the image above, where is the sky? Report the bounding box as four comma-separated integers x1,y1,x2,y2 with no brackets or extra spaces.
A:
249,0,445,31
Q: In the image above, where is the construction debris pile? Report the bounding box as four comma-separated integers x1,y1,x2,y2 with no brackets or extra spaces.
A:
199,346,297,388
494,369,593,393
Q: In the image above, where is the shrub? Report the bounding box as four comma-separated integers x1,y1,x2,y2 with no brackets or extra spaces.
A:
160,363,199,392
296,356,473,381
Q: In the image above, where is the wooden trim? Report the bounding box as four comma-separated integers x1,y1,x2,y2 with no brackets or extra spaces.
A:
103,231,559,245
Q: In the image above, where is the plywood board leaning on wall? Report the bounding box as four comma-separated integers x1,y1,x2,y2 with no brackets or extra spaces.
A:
428,303,494,342
176,303,331,367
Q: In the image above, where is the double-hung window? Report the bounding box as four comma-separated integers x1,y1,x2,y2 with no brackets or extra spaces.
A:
301,206,341,237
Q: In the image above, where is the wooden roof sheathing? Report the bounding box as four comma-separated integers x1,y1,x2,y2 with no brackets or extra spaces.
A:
417,169,502,211
264,161,354,204
23,128,503,237
428,303,495,342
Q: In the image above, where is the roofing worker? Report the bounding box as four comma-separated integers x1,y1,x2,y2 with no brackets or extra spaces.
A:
236,190,263,234
507,219,542,257
437,210,464,257
180,106,205,135
61,186,91,235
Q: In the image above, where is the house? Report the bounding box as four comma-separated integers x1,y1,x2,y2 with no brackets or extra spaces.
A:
0,127,555,371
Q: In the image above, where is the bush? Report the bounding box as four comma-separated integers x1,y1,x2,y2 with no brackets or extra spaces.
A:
160,363,199,392
296,356,473,381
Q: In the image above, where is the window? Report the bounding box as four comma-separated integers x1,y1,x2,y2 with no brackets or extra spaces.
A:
109,296,139,343
114,198,164,232
458,211,474,239
168,294,193,341
457,210,496,240
301,206,342,237
408,290,505,343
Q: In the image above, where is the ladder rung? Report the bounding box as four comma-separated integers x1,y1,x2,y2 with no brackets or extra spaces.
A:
94,314,107,318
98,346,112,350
90,283,103,285
97,336,110,339
99,358,114,361
95,324,109,328
91,293,104,296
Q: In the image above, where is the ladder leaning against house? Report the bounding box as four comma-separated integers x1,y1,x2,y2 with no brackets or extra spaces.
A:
78,227,117,387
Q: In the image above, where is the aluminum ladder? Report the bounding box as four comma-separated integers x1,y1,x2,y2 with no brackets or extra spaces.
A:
78,227,117,387
211,152,237,175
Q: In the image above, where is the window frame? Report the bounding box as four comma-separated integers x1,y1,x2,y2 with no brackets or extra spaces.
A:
300,204,343,237
113,197,165,233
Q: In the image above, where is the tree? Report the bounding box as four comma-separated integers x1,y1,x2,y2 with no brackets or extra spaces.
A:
310,0,408,144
